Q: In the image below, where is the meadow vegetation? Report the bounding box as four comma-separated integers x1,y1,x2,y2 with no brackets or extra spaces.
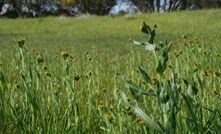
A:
0,9,221,133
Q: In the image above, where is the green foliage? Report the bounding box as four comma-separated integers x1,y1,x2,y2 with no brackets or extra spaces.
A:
156,41,172,75
121,21,221,133
76,0,116,15
0,10,221,133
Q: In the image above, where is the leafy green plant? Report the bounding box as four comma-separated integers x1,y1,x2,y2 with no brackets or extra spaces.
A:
0,13,221,133
121,21,221,133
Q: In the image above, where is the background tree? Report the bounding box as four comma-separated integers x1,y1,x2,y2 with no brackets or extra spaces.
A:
128,0,154,12
59,0,116,15
0,0,5,9
1,0,221,17
60,0,76,6
127,0,186,12
75,0,116,15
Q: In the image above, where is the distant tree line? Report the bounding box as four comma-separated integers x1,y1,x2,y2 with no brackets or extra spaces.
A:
0,0,220,18
126,0,221,12
0,0,116,17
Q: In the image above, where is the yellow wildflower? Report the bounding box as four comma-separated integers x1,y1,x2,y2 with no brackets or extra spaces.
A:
37,54,44,63
74,75,80,81
97,101,105,109
17,37,25,48
61,51,69,59
109,104,114,110
103,112,112,121
136,118,145,125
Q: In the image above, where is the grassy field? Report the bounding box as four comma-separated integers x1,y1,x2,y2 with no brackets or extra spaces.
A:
0,9,221,133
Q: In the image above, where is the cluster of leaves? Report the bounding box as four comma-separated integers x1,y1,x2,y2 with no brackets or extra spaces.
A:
121,21,221,133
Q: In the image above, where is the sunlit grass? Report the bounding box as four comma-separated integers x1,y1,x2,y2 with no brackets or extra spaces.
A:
0,9,221,133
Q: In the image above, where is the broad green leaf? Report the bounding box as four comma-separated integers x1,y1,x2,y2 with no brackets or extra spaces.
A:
156,42,172,74
133,40,156,51
133,40,153,46
145,44,156,51
142,21,151,34
139,66,151,84
134,107,164,132
120,91,129,106
133,40,145,46
182,94,199,132
187,84,198,96
125,80,155,96
149,29,156,44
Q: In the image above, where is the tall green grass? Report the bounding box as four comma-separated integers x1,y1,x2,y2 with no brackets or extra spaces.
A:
120,21,221,133
0,9,221,133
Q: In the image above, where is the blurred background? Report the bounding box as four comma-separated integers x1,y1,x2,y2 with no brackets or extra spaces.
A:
0,0,221,18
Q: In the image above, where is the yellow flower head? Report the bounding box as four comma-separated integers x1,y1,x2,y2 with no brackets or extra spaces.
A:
182,34,187,39
61,51,69,59
214,71,220,77
97,101,105,109
202,70,209,77
126,106,134,115
74,75,80,81
213,90,220,96
151,78,157,85
140,25,144,32
37,54,44,63
103,112,112,121
109,104,114,110
140,25,147,33
140,21,149,34
43,64,48,71
17,37,25,48
13,81,20,89
45,71,51,77
136,118,145,125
